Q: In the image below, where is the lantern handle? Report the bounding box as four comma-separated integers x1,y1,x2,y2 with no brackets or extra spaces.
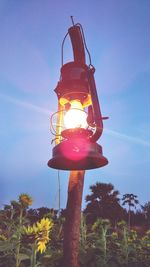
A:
88,67,104,142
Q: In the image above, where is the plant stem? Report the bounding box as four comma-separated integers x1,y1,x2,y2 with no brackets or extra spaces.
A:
103,228,107,263
31,244,37,267
16,207,23,267
128,206,131,230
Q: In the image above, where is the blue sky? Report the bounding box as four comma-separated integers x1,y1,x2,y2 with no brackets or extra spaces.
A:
0,0,150,210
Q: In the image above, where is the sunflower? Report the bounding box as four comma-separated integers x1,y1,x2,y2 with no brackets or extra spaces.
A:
22,224,38,244
36,218,53,253
22,218,53,253
19,193,33,207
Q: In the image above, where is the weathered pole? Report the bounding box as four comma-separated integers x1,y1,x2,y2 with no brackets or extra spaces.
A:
61,21,86,267
48,19,108,267
63,170,85,267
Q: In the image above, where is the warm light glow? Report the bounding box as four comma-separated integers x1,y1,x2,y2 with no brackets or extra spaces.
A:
64,100,88,129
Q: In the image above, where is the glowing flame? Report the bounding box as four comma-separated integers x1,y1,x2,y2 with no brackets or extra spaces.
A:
64,100,88,129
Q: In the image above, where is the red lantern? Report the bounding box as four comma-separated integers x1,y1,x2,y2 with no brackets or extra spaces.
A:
48,24,108,170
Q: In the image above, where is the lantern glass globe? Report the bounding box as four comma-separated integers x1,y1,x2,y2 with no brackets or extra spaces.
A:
64,100,88,129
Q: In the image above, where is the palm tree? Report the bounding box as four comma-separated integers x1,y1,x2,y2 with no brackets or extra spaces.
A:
122,193,139,229
84,182,124,226
142,201,150,227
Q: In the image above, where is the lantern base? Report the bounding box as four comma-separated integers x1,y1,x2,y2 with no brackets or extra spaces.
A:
48,139,108,170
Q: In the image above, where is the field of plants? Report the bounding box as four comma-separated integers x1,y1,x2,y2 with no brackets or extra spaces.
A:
0,183,150,267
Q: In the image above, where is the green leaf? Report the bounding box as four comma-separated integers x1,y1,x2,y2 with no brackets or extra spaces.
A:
0,240,17,252
18,253,30,261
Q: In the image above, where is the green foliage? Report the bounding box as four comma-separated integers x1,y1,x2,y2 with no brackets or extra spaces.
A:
78,217,150,267
1,186,150,267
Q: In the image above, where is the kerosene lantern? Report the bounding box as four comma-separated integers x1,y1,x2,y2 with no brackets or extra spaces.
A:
48,24,108,170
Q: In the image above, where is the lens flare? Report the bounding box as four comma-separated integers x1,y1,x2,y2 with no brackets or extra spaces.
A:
60,138,90,161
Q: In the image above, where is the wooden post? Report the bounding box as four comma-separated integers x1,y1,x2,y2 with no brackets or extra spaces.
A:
63,170,85,267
